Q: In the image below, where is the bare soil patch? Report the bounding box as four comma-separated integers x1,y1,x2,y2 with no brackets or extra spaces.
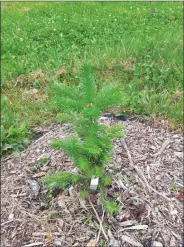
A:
1,117,183,247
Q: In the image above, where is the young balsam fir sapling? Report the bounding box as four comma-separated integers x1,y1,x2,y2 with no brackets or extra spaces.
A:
44,65,124,215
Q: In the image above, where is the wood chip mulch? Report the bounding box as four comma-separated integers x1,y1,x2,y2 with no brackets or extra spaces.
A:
1,117,183,247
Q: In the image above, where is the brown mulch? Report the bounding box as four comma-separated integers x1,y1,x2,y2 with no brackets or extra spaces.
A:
1,117,183,247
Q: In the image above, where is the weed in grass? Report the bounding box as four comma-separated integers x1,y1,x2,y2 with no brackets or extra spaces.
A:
38,157,49,165
1,96,31,156
33,80,41,89
170,183,178,191
47,212,57,219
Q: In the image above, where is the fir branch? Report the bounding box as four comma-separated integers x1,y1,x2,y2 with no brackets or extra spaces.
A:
44,172,80,189
80,64,96,104
52,97,84,112
49,82,80,101
48,82,84,112
95,84,123,111
51,136,82,158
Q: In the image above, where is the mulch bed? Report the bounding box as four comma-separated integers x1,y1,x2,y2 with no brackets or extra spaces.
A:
1,117,183,247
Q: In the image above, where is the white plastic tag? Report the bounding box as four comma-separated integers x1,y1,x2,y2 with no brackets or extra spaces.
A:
90,176,99,191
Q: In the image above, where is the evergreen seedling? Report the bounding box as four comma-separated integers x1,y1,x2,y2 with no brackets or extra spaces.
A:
44,65,124,214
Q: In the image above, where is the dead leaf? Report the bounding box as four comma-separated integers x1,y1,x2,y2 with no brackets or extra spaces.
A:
79,198,88,211
121,235,143,247
117,210,133,221
122,57,135,71
105,69,112,78
32,172,46,178
173,90,183,100
86,239,97,247
87,103,93,108
177,188,184,201
45,231,53,244
55,67,67,76
106,188,115,197
89,194,97,204
57,218,64,229
58,196,66,208
58,196,70,213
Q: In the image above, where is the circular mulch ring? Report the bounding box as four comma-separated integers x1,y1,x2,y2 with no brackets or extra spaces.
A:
1,117,183,247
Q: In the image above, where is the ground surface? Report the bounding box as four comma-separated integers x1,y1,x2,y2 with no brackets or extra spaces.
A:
1,117,183,247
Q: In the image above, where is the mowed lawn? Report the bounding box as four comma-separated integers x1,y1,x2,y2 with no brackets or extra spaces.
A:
1,2,183,154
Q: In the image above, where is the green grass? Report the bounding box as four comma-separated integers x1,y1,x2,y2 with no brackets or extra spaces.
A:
1,2,183,154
